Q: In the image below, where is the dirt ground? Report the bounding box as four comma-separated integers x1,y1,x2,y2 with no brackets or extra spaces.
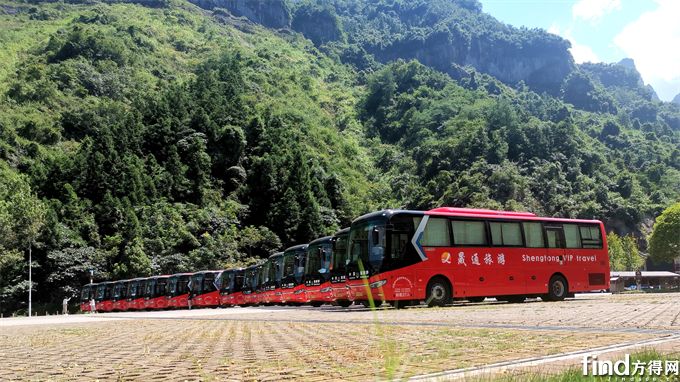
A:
1,293,679,381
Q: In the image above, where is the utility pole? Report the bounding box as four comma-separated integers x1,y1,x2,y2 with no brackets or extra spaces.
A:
28,241,32,317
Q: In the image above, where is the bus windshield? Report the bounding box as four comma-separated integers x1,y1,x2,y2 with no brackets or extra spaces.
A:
81,286,91,302
306,243,331,279
349,220,386,272
332,234,349,273
267,260,277,285
202,273,216,293
145,280,156,298
155,278,168,297
219,271,233,292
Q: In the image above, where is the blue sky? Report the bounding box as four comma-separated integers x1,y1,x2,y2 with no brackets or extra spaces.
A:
479,0,680,101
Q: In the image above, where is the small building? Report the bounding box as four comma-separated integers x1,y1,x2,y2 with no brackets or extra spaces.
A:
610,271,680,293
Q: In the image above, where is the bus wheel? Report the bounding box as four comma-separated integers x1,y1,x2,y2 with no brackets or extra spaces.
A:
361,300,371,308
467,297,485,303
337,300,352,308
426,277,451,307
546,275,568,301
310,302,323,307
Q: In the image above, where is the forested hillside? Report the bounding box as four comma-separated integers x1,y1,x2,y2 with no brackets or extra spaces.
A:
0,0,678,314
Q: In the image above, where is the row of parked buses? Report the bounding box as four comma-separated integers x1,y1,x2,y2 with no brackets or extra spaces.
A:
81,207,610,312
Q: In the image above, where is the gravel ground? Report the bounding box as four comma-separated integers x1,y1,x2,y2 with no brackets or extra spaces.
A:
1,293,678,381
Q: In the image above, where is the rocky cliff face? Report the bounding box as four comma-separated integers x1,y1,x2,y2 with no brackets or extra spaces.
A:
189,0,290,29
372,28,574,95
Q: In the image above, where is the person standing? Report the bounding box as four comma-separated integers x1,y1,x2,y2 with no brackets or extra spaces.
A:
89,298,96,313
62,296,72,315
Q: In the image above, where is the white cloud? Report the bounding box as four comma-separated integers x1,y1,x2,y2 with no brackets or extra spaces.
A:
572,0,621,23
547,24,599,64
569,41,600,64
614,0,680,101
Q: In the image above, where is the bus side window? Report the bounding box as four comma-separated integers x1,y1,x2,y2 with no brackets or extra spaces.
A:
451,220,487,246
545,227,563,248
563,224,582,248
523,222,545,248
489,221,523,246
422,218,451,246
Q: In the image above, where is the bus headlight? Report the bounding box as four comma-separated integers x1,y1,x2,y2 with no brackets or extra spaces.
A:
369,280,387,289
320,287,332,293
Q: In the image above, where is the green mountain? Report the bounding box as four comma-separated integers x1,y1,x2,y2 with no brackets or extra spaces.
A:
0,0,678,313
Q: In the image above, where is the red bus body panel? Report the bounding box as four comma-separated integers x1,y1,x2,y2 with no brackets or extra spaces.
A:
168,293,190,309
80,303,91,312
145,296,170,310
128,297,147,310
192,290,221,308
96,300,115,312
305,281,335,303
221,291,243,307
112,299,129,312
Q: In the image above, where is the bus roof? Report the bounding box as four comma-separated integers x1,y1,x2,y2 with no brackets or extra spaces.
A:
308,236,333,246
426,207,602,224
284,244,308,252
334,227,349,236
193,270,222,275
352,209,424,224
268,252,284,259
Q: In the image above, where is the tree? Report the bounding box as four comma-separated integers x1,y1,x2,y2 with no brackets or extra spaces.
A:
648,202,680,263
621,235,644,271
0,169,46,315
607,232,625,271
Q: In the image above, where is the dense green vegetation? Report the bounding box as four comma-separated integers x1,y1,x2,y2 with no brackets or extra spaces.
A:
648,202,680,263
0,0,678,314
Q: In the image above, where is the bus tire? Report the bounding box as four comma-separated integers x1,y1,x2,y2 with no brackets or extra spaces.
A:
426,277,452,307
310,302,323,307
546,275,568,301
467,297,485,303
337,300,352,308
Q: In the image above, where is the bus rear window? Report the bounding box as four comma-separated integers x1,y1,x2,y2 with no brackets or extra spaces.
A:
451,220,487,246
580,225,603,248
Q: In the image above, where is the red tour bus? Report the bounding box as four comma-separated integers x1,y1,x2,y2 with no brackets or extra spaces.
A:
126,278,147,310
167,273,192,309
280,244,308,305
143,276,171,310
189,271,222,308
80,283,96,312
304,236,334,307
330,228,352,307
94,282,115,312
240,265,259,306
112,280,130,311
219,268,244,307
346,208,609,308
264,252,284,305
